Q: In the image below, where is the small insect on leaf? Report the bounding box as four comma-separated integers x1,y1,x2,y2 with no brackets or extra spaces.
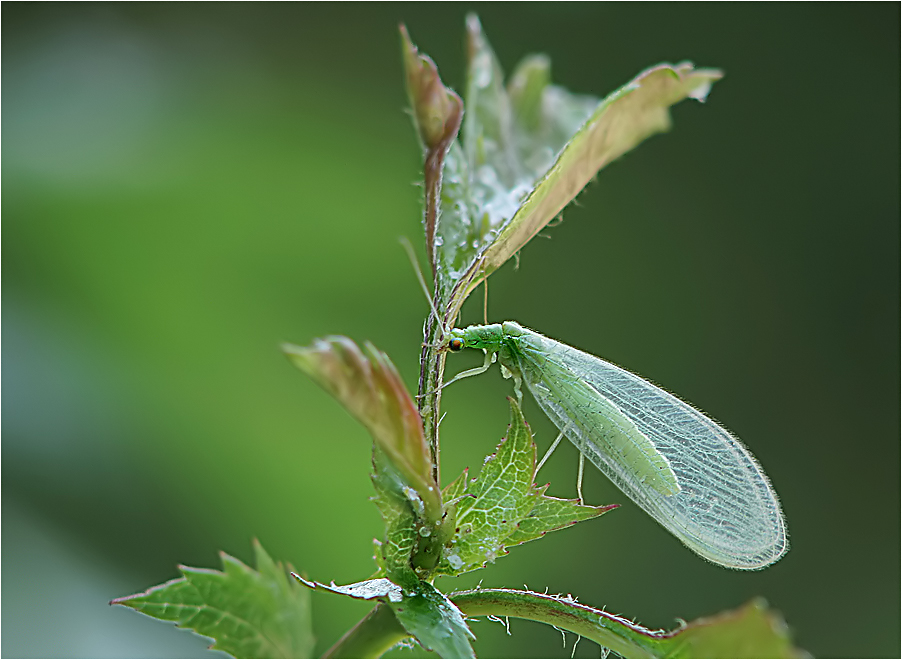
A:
444,321,788,570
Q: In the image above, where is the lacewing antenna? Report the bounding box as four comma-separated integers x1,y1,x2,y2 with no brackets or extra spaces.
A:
400,237,450,342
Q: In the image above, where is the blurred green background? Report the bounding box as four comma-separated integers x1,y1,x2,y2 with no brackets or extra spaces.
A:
3,3,899,658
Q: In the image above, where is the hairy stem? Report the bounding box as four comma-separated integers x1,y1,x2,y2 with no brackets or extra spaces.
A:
323,587,671,659
450,588,664,658
417,304,449,486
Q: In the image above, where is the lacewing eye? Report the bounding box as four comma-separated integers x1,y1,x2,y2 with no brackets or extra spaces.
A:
448,338,465,352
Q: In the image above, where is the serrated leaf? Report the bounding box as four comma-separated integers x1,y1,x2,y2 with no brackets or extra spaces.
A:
505,495,618,547
283,337,441,527
371,450,423,589
388,581,475,659
439,399,537,574
442,467,470,503
438,399,614,576
111,541,313,659
408,15,721,321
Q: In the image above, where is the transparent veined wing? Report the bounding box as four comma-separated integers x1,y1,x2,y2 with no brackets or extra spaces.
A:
501,321,787,569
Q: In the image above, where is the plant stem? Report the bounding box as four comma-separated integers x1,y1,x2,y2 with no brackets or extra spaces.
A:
324,587,673,659
323,604,408,659
417,308,448,486
450,588,664,659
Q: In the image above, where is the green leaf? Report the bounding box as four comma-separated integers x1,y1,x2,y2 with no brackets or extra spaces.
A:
388,581,475,659
467,60,722,305
437,399,614,576
111,541,313,659
504,494,618,547
452,589,803,659
407,15,721,321
433,15,601,312
441,466,470,503
660,598,800,658
294,575,475,659
371,449,424,589
431,14,596,314
439,398,537,573
283,337,441,527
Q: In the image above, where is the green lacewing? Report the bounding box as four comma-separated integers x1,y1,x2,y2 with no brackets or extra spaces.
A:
444,321,787,569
